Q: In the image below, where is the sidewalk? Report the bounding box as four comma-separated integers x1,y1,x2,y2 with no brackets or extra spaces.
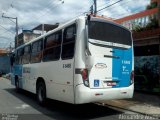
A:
99,92,160,116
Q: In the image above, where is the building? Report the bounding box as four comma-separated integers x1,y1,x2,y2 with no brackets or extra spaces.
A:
114,0,160,93
114,0,160,30
32,24,59,34
0,49,10,74
0,49,8,54
15,30,41,48
15,24,59,48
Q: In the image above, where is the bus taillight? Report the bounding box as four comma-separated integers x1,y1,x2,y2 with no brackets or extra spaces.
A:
81,69,89,87
130,71,134,84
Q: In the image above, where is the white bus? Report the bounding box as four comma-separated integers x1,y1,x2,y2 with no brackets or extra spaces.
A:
11,15,134,105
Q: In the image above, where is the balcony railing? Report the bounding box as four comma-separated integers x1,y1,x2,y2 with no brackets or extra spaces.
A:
132,27,160,40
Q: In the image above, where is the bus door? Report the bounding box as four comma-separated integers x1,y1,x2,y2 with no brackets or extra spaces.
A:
13,49,24,88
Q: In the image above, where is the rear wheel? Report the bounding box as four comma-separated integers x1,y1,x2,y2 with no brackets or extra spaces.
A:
36,81,46,105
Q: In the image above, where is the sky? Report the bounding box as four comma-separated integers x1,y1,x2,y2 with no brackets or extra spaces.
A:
0,0,150,49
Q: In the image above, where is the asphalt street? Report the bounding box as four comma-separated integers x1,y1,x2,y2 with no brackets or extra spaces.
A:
0,78,142,120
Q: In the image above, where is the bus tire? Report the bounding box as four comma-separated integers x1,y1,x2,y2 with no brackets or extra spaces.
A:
15,76,20,92
36,81,46,105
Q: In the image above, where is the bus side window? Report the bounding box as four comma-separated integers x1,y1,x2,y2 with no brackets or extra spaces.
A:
22,45,31,64
61,24,76,60
43,30,62,62
17,48,24,65
31,39,43,63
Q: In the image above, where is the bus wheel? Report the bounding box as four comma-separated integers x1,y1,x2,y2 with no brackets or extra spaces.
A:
15,76,20,92
36,81,46,105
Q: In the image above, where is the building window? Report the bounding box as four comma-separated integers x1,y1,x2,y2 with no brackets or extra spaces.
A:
31,39,43,63
43,31,62,61
61,24,76,60
146,16,149,24
138,18,142,26
143,16,147,26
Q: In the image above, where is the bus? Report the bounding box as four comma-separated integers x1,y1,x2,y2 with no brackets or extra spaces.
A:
11,15,134,105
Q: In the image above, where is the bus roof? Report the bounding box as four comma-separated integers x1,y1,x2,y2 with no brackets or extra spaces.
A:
15,15,131,50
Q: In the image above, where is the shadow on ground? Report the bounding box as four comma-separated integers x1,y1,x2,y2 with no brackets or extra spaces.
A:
5,88,123,120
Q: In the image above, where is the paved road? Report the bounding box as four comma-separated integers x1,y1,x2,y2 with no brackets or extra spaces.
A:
0,78,140,120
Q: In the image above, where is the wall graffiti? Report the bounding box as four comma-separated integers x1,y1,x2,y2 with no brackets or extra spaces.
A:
134,55,160,93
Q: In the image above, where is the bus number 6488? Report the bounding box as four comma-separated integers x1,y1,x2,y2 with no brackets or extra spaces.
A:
63,64,71,68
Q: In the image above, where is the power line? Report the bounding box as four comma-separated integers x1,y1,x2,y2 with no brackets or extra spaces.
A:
2,14,18,48
33,0,63,18
97,0,111,9
0,24,15,34
97,0,123,13
64,8,91,23
0,36,13,41
0,31,7,36
35,1,64,19
2,39,15,49
97,0,132,16
67,0,124,21
98,0,147,19
3,40,14,49
3,0,63,29
0,35,14,48
26,0,64,28
6,17,16,24
113,7,146,19
98,0,131,12
89,0,94,4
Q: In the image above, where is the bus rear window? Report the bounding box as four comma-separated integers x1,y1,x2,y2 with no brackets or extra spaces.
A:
88,21,132,46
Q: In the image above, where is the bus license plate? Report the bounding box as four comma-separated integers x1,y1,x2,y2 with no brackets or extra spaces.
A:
107,82,116,86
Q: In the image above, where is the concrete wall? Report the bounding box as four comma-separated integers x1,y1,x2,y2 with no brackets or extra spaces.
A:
0,55,10,74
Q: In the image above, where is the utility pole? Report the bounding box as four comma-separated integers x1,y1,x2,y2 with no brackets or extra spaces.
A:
94,0,97,15
90,5,94,14
2,14,18,48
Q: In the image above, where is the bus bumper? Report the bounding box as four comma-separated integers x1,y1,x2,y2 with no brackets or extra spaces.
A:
75,84,134,104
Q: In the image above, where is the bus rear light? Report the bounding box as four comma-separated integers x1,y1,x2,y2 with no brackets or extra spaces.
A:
95,93,103,96
130,71,134,84
82,69,88,80
81,69,89,87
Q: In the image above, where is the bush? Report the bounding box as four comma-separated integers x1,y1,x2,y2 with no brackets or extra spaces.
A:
146,2,158,10
132,18,159,32
145,18,159,29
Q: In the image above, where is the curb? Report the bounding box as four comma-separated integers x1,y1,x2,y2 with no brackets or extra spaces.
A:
96,102,160,119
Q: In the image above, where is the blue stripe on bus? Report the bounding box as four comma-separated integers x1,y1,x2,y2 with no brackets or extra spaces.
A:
112,47,132,88
13,65,23,88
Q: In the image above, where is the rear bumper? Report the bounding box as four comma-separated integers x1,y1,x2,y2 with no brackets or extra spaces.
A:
75,84,134,104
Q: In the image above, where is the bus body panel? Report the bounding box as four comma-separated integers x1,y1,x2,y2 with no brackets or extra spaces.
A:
86,43,133,89
22,64,33,92
40,60,75,103
12,64,23,88
73,18,86,86
87,42,112,89
112,47,133,88
75,84,134,104
15,60,75,103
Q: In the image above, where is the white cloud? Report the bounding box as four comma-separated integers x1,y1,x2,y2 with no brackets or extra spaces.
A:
0,0,150,48
98,0,150,18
